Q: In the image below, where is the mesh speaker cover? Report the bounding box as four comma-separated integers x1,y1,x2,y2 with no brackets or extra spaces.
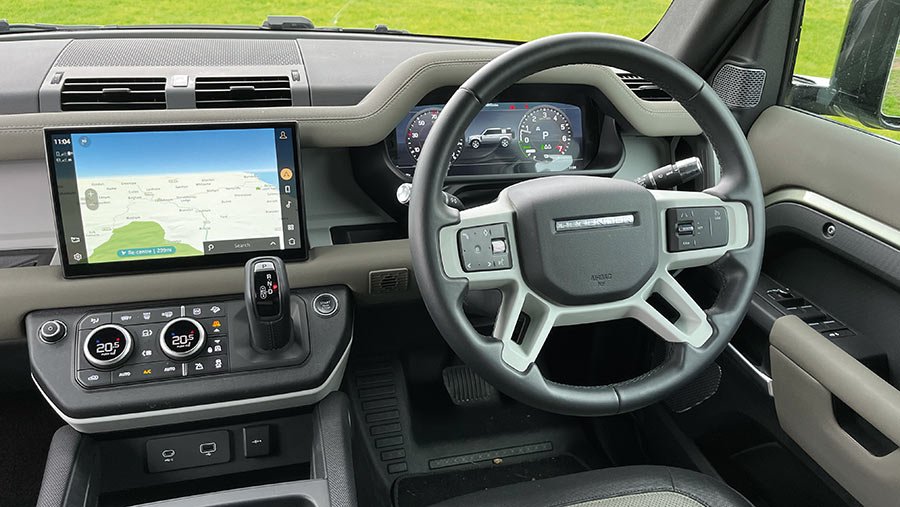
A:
55,38,302,67
712,64,766,109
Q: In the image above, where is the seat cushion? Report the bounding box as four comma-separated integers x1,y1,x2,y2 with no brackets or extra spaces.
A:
430,465,753,507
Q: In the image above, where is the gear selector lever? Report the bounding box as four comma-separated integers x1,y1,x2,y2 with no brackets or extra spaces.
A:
245,256,293,351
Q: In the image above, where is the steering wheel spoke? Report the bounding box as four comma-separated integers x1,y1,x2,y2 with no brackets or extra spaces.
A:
651,190,751,271
632,271,712,347
495,287,557,372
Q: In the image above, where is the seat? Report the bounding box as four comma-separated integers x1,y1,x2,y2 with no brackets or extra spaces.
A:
431,465,753,507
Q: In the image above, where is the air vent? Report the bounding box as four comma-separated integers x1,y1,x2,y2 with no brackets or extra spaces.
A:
194,76,292,108
60,77,166,111
617,73,672,101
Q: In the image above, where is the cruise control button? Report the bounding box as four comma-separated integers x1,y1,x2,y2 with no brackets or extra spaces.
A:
77,369,110,388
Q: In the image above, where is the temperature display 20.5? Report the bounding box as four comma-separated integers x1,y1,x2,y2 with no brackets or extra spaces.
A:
393,102,584,176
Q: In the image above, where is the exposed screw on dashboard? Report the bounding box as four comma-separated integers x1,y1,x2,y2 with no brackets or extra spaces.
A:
823,223,836,238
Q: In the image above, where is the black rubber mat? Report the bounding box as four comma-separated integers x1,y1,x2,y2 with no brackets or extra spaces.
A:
392,454,588,507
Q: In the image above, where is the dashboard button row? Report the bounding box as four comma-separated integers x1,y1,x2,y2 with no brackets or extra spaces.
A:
79,303,228,330
77,355,229,388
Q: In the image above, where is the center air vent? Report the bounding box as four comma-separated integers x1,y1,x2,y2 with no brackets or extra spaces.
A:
60,77,166,111
194,76,292,108
617,73,672,101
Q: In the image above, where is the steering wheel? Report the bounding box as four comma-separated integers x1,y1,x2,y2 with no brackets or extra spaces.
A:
409,33,764,416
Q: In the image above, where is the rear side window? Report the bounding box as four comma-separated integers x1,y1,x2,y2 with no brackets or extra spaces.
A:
785,0,900,142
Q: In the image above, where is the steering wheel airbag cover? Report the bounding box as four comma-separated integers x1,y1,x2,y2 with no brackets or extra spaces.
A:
508,176,659,305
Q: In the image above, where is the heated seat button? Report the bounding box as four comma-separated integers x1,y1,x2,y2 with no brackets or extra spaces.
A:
80,312,111,330
243,425,272,458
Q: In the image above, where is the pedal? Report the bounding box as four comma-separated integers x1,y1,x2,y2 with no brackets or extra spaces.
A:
442,365,499,406
664,363,721,413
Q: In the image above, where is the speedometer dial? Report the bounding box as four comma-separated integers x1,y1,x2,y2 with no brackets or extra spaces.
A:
517,106,573,162
406,109,464,162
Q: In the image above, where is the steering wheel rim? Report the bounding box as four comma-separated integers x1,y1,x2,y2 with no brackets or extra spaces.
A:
409,33,764,416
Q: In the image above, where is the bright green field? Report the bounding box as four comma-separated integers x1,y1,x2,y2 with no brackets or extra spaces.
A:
3,0,898,140
89,221,201,262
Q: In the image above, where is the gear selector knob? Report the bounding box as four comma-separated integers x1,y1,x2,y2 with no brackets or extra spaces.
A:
245,256,293,351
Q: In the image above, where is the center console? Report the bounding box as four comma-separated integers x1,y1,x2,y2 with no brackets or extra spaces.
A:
27,256,353,433
31,122,358,505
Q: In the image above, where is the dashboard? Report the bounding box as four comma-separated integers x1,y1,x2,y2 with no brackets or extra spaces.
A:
0,31,705,432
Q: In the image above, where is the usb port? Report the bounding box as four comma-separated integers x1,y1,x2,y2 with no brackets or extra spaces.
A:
199,442,217,455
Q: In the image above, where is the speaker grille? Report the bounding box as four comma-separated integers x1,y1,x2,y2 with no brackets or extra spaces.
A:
712,64,766,109
55,38,302,67
369,268,409,295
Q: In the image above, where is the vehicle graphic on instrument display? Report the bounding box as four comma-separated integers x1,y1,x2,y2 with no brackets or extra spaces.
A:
467,127,513,149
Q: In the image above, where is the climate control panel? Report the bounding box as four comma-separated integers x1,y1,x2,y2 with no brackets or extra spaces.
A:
76,303,231,388
27,280,353,433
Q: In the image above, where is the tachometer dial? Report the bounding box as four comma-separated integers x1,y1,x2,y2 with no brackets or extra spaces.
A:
517,106,573,162
406,109,464,162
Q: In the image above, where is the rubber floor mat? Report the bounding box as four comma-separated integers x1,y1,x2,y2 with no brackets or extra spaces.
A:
392,454,588,507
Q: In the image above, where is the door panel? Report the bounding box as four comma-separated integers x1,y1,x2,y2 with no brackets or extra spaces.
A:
748,105,900,506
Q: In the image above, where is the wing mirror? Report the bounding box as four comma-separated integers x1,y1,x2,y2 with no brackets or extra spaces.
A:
789,0,900,131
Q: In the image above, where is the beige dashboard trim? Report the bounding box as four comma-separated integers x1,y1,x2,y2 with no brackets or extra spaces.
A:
765,188,900,249
34,338,351,433
0,49,699,161
0,239,417,342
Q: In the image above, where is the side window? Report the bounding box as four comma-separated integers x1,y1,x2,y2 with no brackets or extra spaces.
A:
785,0,900,142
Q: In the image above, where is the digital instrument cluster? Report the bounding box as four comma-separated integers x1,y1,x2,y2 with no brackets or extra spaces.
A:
392,102,585,176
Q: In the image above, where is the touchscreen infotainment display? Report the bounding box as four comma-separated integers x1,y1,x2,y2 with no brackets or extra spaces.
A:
47,123,306,277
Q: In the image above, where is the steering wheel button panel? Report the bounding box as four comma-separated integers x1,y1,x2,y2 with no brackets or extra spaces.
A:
666,206,729,252
458,224,512,272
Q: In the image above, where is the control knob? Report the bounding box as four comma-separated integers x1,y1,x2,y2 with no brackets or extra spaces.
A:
83,324,133,369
